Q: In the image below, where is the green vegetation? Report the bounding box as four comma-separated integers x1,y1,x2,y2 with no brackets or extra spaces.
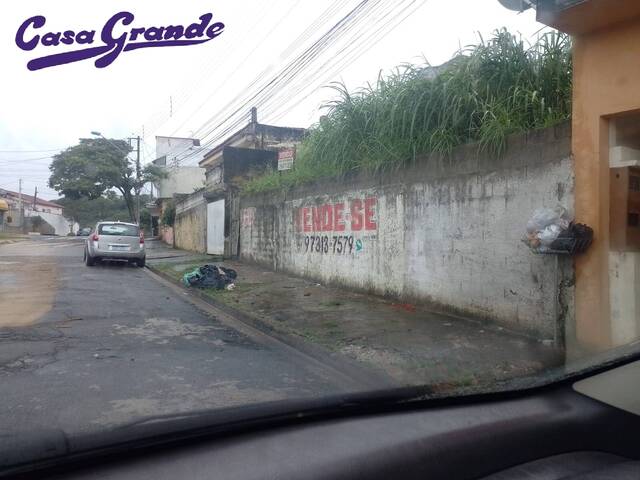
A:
161,201,176,227
49,137,167,222
57,192,153,228
244,29,572,194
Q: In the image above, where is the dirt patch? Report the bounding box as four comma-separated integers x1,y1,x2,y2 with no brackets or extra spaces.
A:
151,259,563,388
0,260,57,327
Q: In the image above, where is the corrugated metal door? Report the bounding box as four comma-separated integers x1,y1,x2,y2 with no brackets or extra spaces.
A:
207,199,225,255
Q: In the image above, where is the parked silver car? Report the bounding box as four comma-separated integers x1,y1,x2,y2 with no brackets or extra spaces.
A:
84,221,145,267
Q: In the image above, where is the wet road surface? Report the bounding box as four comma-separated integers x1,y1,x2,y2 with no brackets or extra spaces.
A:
0,237,352,437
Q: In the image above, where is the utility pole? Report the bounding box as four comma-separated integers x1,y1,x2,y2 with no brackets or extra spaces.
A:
149,182,154,238
92,131,142,225
33,186,38,211
135,136,141,226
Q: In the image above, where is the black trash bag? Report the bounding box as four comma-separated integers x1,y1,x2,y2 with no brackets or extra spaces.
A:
550,222,594,254
184,264,238,289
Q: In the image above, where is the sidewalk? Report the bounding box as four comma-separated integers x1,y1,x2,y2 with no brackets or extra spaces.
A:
0,233,29,245
146,240,562,390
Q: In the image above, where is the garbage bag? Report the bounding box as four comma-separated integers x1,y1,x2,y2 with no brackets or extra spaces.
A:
537,224,563,246
526,206,570,233
550,223,594,254
182,268,203,287
183,264,237,290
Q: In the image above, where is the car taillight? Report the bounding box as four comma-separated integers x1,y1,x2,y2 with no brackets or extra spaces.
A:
139,232,144,244
91,233,99,241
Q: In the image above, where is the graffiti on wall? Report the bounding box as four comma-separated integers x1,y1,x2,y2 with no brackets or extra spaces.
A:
294,197,377,255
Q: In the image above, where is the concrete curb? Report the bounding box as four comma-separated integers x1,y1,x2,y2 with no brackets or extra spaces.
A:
146,264,401,390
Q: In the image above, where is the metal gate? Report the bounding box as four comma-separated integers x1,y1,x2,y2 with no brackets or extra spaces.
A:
206,199,225,255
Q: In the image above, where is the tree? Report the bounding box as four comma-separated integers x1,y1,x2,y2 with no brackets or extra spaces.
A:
161,201,176,227
56,194,132,227
48,138,166,222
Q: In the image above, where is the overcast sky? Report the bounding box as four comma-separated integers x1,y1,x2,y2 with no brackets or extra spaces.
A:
0,0,546,200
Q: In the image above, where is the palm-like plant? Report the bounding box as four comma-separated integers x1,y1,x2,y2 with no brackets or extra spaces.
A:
244,29,572,194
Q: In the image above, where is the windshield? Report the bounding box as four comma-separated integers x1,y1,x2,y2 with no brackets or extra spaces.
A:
98,224,139,236
1,0,639,468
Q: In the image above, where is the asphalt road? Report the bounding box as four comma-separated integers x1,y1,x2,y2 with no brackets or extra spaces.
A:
0,236,353,438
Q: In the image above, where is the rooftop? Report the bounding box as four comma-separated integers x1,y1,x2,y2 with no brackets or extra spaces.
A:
0,189,63,209
200,122,306,167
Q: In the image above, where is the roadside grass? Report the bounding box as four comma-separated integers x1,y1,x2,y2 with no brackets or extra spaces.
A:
151,262,539,387
152,262,352,346
243,29,571,194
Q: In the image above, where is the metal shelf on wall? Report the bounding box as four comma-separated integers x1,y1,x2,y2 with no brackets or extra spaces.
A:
529,248,574,255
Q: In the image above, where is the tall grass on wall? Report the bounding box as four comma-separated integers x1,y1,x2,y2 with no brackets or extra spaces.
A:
244,29,572,194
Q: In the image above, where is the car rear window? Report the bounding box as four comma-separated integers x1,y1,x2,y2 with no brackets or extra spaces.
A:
98,224,139,236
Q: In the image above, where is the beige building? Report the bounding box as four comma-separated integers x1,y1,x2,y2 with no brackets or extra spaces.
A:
510,0,640,353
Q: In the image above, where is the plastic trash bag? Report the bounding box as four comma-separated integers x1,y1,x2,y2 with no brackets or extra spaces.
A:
526,206,570,233
182,264,238,290
537,224,563,246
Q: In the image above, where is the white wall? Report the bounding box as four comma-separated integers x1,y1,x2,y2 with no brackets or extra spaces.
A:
29,211,73,236
156,167,206,199
240,124,574,339
156,136,207,166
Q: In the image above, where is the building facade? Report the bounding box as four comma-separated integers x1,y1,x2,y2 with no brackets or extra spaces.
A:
0,189,72,235
174,110,306,256
507,0,640,353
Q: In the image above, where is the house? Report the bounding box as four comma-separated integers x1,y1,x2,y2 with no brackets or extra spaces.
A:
0,198,8,232
0,188,73,235
152,136,207,244
502,0,640,352
173,108,306,256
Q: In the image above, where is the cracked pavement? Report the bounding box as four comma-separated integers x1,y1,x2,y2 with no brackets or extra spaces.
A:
0,237,350,438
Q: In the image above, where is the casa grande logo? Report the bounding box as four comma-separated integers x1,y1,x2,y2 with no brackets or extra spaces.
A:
15,12,225,71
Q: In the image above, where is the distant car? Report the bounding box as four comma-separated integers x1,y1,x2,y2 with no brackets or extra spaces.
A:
84,221,145,267
76,227,92,236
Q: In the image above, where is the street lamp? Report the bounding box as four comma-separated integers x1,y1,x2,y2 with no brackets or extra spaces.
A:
91,130,142,226
91,131,130,155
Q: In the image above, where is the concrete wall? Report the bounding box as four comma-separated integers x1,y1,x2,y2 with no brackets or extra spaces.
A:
156,136,207,165
161,226,174,246
27,212,73,236
240,123,574,340
175,191,206,253
156,167,206,199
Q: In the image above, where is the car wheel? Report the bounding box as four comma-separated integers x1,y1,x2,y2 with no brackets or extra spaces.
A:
84,250,95,267
137,257,146,268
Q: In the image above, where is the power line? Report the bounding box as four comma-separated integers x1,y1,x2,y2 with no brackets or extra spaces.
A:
163,0,306,140
259,0,406,120
175,0,424,165
0,155,53,162
172,0,383,165
265,0,428,124
138,0,278,140
0,148,63,153
145,0,372,165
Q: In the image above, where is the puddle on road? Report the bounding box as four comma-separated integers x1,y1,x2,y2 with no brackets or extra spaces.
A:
0,260,57,327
